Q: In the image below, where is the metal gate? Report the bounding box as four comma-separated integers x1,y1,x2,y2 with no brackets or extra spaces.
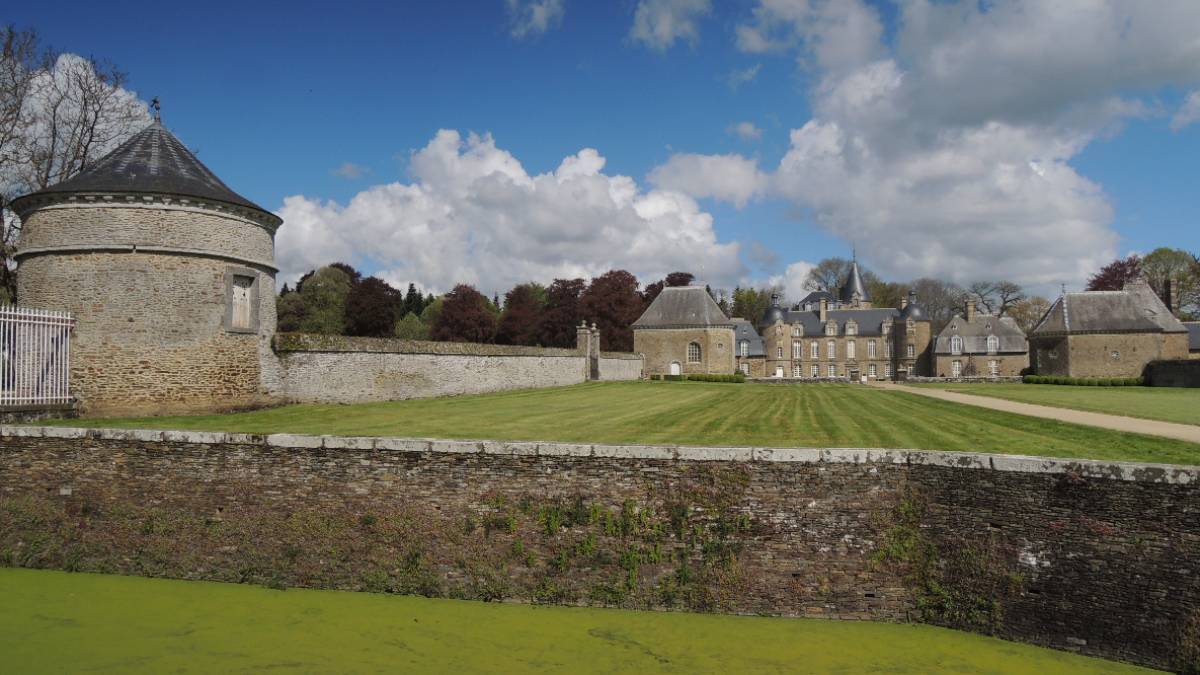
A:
0,306,75,408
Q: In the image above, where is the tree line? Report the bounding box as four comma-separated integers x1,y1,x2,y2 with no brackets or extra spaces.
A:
276,265,699,352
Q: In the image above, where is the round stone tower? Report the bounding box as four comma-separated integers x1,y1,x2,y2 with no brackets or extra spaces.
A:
10,120,283,416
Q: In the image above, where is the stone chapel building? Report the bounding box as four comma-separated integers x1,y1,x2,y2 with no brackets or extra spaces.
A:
11,119,283,415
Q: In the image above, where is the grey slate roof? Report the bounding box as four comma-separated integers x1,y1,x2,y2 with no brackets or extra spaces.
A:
633,286,733,328
772,307,900,337
936,313,1027,354
838,261,870,303
1032,282,1187,336
1185,323,1200,352
732,319,765,356
12,120,280,226
796,290,835,308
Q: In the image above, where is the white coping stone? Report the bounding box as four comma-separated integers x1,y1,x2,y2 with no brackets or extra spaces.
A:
265,433,323,449
593,444,676,460
0,425,46,438
96,428,165,443
481,441,539,456
375,438,432,453
755,447,824,463
162,430,228,445
430,439,482,454
321,436,376,450
39,426,88,439
6,426,1199,484
677,446,754,462
536,443,594,457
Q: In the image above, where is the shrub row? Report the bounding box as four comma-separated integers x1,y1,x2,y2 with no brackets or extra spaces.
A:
650,373,745,383
1023,375,1143,387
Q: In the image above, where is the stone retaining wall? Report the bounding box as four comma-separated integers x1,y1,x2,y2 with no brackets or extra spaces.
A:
1,425,1195,670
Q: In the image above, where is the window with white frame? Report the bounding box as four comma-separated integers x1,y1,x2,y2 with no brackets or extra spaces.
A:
907,344,915,358
740,363,750,375
793,342,803,359
885,341,892,358
987,335,999,354
827,364,837,378
846,340,856,359
810,341,819,359
825,322,837,336
792,325,801,337
951,360,962,377
777,346,783,358
793,364,803,378
811,364,819,378
882,322,891,335
868,364,877,378
884,363,892,377
845,322,856,335
868,340,877,358
950,335,963,355
826,340,836,359
738,340,749,356
988,360,999,376
687,342,702,362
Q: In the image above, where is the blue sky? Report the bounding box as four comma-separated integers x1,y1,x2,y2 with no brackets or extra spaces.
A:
11,0,1200,297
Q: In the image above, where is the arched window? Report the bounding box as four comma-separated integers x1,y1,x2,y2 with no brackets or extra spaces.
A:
868,340,877,358
810,341,819,359
950,336,963,355
687,342,702,362
792,342,803,359
826,340,836,359
846,340,856,359
986,335,999,353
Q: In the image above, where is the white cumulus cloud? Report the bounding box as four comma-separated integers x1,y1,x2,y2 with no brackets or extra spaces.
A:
1170,90,1200,132
648,152,768,208
506,0,566,39
275,130,744,294
630,0,712,51
657,0,1200,290
727,121,763,141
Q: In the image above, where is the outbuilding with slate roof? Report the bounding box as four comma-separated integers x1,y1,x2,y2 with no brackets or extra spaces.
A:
935,300,1029,377
11,119,284,415
633,285,735,376
1029,280,1189,378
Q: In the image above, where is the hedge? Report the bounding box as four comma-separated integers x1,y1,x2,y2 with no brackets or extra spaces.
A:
651,373,745,383
1022,375,1143,387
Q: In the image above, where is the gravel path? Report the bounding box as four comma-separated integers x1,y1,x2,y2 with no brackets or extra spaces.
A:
873,382,1200,446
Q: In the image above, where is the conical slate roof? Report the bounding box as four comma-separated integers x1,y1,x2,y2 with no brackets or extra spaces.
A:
634,286,733,328
838,261,870,303
13,120,279,226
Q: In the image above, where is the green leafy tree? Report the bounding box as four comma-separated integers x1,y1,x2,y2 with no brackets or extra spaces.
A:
402,283,425,317
731,286,774,323
431,284,496,343
1140,247,1198,317
276,265,353,334
393,312,430,340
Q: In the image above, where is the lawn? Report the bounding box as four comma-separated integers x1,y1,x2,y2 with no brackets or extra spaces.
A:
910,382,1200,426
0,568,1148,674
50,381,1200,464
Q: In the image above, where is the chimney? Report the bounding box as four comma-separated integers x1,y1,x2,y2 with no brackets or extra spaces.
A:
900,295,908,310
966,300,976,323
1166,279,1181,316
819,297,828,322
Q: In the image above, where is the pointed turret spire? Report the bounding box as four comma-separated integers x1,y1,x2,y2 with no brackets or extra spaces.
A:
838,259,870,305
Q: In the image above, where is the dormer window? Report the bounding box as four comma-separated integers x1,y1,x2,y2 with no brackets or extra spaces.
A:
986,335,999,354
825,321,837,336
845,322,857,336
792,325,801,337
950,336,963,355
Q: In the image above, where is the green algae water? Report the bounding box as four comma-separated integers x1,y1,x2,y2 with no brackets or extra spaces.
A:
0,568,1150,674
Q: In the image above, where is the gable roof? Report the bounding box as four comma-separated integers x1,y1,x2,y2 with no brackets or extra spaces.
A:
768,307,900,337
1032,282,1187,336
12,120,280,227
633,286,732,329
732,319,765,356
936,313,1027,354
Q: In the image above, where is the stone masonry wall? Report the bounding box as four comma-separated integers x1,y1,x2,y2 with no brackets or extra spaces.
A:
598,354,643,381
273,334,591,403
633,327,735,376
933,353,1028,378
1,425,1195,670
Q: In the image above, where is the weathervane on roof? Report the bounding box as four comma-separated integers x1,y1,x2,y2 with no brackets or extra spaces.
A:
1061,283,1068,297
151,97,161,122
